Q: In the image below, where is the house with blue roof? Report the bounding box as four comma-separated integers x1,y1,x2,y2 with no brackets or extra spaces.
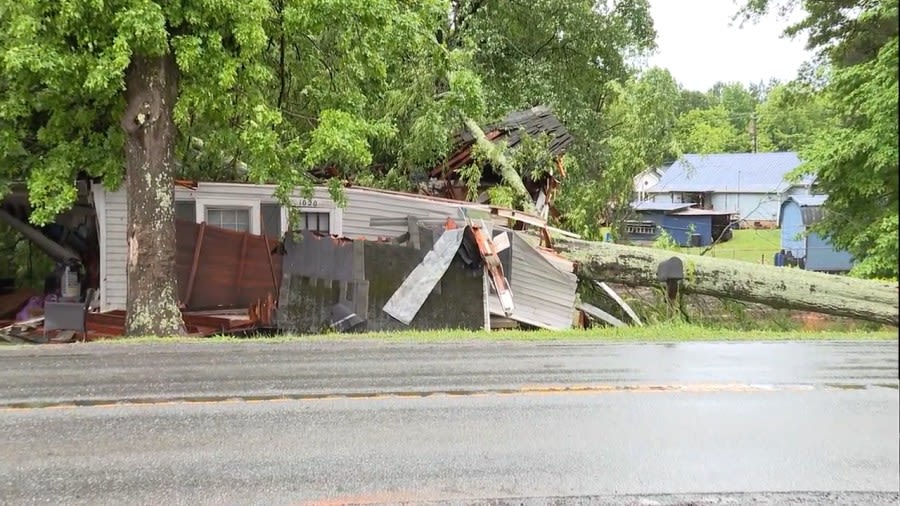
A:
643,152,815,227
625,201,736,247
779,195,854,273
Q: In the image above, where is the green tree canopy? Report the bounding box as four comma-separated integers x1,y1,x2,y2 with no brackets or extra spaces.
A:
675,105,746,154
755,78,830,152
0,0,485,335
557,67,681,236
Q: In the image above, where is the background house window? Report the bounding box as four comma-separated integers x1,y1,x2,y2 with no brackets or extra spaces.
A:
206,206,251,232
625,222,657,236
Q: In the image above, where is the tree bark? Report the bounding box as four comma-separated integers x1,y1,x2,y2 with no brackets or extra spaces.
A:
122,53,185,336
560,239,899,326
463,117,538,214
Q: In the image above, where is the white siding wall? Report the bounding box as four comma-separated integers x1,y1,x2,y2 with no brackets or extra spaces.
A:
341,188,485,239
633,172,660,200
92,184,129,311
709,193,782,222
173,183,341,235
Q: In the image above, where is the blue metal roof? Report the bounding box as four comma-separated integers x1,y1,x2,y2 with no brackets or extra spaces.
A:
630,201,695,212
646,152,814,194
782,194,828,225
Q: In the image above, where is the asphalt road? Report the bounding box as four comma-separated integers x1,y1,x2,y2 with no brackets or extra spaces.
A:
0,340,897,505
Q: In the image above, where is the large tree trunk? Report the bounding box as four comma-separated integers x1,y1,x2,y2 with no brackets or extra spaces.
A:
121,53,185,336
560,239,899,326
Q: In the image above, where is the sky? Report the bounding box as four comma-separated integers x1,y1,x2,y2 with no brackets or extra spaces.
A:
645,0,814,91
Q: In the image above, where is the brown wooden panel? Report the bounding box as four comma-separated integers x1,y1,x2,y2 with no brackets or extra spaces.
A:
175,220,282,310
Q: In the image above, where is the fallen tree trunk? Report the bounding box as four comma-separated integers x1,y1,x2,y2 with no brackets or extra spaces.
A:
559,239,899,326
463,117,538,215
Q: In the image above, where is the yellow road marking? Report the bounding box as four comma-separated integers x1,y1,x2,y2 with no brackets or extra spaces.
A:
0,382,819,412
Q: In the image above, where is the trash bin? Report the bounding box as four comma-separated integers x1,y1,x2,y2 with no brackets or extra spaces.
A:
689,233,701,247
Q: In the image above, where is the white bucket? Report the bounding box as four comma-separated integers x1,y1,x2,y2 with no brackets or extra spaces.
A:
60,265,81,301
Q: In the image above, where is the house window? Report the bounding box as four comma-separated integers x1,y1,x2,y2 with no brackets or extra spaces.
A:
625,221,657,236
206,206,251,232
299,211,330,234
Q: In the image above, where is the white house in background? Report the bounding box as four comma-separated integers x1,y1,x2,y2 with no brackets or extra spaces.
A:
632,165,668,200
642,152,815,227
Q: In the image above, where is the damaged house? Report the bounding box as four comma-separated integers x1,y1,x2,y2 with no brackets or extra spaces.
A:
1,106,583,339
2,179,581,339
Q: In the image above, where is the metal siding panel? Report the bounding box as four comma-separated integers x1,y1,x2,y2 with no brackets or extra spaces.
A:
738,194,780,221
780,201,806,257
502,233,576,330
661,215,712,246
805,232,854,272
102,187,129,310
710,193,739,213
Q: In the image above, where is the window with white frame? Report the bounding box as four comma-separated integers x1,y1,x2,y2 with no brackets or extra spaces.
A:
297,211,330,234
625,221,657,236
205,206,251,232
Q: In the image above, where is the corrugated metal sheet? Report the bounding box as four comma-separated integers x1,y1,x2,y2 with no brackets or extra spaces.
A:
174,220,281,310
646,152,814,194
488,231,577,330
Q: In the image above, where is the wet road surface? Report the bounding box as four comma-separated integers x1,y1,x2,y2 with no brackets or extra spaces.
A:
0,340,897,505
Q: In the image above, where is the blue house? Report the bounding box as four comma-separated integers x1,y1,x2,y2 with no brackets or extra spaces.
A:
625,202,736,247
644,152,815,227
779,195,854,273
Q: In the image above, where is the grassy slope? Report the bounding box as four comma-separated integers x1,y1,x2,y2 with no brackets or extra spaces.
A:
681,228,782,263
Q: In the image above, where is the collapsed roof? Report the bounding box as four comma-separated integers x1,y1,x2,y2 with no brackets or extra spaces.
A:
432,105,574,178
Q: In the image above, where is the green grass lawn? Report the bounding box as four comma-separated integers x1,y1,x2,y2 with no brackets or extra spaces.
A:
50,322,896,346
681,228,781,264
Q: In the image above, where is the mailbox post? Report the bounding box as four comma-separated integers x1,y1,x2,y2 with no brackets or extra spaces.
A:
656,257,684,313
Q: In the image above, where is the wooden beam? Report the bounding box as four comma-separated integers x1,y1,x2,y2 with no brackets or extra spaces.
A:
234,231,249,303
596,281,643,326
184,221,207,308
262,232,279,294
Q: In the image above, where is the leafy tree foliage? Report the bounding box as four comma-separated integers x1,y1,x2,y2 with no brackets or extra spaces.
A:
557,67,680,236
444,0,659,236
755,79,830,152
674,105,745,154
0,0,483,334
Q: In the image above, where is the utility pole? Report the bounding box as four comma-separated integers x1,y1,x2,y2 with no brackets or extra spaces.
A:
748,113,758,153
